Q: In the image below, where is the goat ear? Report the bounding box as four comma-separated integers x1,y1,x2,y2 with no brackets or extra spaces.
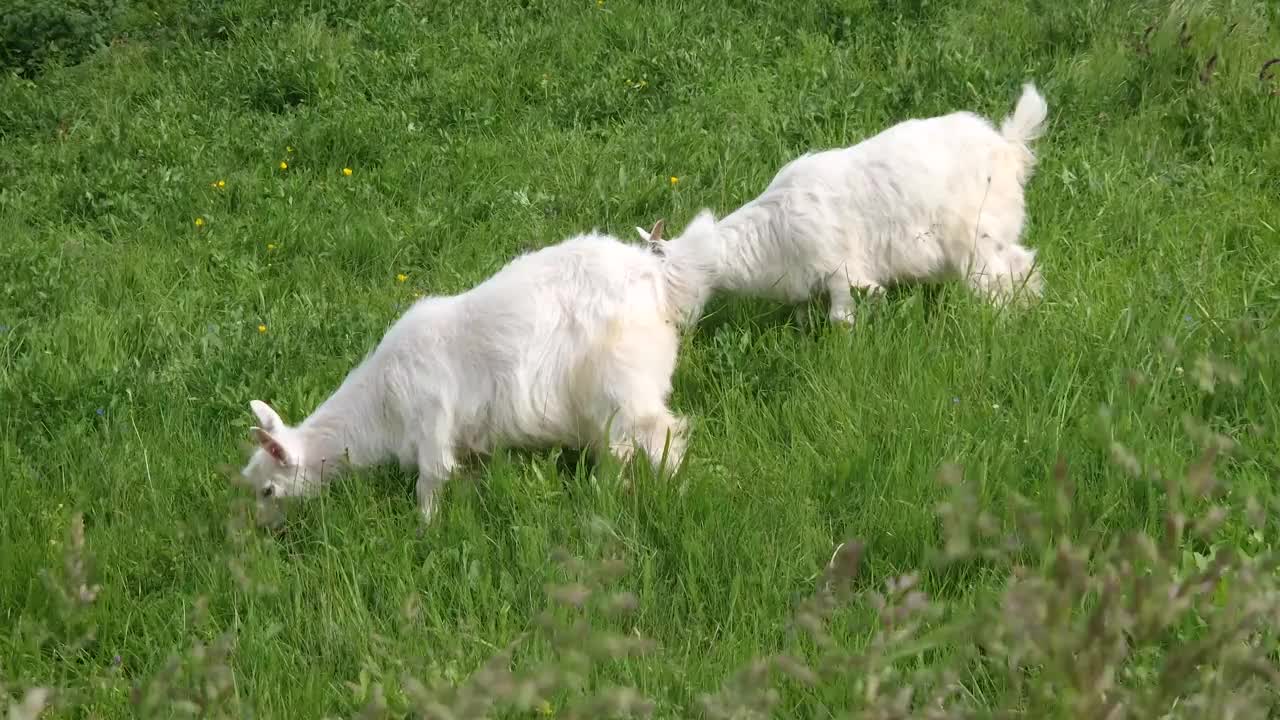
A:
639,219,667,254
250,400,283,431
635,226,651,242
251,426,293,466
647,219,665,244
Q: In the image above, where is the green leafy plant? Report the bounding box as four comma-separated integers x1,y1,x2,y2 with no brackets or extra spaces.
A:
0,0,123,76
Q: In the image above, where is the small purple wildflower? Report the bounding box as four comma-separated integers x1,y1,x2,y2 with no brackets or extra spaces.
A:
0,324,8,333
96,408,105,417
112,654,122,666
952,397,960,404
1184,315,1193,323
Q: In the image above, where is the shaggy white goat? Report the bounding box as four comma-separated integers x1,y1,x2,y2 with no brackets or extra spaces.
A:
240,220,713,521
639,83,1050,326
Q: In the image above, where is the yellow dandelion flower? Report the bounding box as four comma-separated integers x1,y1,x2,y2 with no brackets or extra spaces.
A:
216,179,226,189
596,0,603,7
537,700,554,716
286,145,294,153
396,273,408,283
342,167,353,177
669,175,679,186
267,243,277,251
194,217,205,227
279,161,288,171
258,324,268,334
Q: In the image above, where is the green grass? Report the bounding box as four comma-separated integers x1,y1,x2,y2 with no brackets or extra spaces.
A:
3,0,1280,716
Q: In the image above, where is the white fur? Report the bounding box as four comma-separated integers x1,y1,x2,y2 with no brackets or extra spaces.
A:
642,83,1050,326
240,230,713,521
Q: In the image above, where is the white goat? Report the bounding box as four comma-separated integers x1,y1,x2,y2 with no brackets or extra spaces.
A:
239,220,713,521
639,83,1050,326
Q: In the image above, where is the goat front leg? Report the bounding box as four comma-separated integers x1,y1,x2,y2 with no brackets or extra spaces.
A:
605,409,687,477
408,402,459,523
413,407,458,523
826,273,882,328
590,324,688,477
646,412,688,475
415,444,457,523
963,213,1044,308
827,284,856,327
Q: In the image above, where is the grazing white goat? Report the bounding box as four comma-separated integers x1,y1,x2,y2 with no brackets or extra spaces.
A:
240,220,713,521
639,83,1050,326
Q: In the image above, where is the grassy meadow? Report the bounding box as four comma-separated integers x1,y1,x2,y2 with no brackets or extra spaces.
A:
3,0,1280,716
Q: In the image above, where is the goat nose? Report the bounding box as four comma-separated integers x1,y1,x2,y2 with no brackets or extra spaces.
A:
261,485,275,498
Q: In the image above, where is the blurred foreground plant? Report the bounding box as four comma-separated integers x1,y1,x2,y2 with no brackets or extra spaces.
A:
351,518,658,720
6,332,1279,719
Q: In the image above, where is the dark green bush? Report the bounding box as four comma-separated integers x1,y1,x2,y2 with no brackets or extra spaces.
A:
0,0,123,77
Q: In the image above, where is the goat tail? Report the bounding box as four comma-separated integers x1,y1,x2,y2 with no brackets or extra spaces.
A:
999,82,1048,147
